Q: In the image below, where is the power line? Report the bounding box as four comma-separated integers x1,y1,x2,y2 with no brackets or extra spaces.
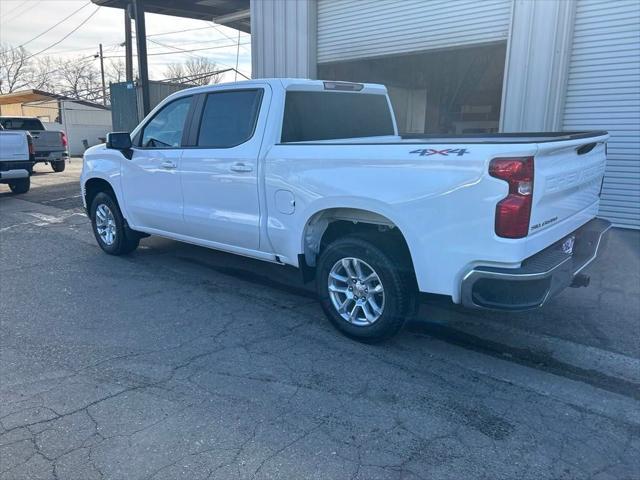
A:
22,6,101,62
145,26,216,38
8,2,91,52
208,22,251,53
1,0,41,26
40,54,97,77
162,67,236,84
103,41,250,58
47,42,121,56
1,0,29,18
147,36,247,49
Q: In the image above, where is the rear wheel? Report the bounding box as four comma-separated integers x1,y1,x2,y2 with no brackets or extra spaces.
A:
316,236,415,342
51,160,65,172
90,192,139,255
8,177,30,194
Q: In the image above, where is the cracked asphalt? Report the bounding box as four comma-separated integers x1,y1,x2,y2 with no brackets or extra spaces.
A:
1,161,639,480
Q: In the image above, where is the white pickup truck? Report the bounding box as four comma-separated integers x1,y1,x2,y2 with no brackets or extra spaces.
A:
81,79,611,341
0,126,32,194
0,116,68,173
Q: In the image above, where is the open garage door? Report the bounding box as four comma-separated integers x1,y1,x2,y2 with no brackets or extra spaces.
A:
318,42,506,135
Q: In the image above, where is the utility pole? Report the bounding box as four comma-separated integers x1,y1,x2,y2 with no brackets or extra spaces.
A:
132,0,150,116
124,4,133,82
234,29,240,82
98,43,106,106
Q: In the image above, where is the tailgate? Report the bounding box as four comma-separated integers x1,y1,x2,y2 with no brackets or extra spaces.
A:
0,132,29,160
32,131,63,150
530,133,609,234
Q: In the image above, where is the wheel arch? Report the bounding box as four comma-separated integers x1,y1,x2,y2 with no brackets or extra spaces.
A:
83,177,120,214
82,176,127,220
300,206,416,276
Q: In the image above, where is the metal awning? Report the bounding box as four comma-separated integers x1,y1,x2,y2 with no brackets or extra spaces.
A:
0,89,109,109
92,0,250,32
91,0,250,116
0,90,55,105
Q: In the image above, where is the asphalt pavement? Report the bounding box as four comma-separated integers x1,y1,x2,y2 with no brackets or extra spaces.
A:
1,160,639,480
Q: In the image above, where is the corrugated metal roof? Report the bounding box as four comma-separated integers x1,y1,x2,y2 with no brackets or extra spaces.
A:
91,0,250,33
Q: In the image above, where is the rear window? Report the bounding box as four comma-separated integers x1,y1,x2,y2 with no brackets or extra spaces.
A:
0,118,44,131
281,91,395,143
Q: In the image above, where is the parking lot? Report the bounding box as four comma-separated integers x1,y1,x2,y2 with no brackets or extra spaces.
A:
1,160,639,480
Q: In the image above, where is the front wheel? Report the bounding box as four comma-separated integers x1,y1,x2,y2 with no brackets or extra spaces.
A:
316,236,415,342
8,177,30,194
90,192,139,255
51,160,66,172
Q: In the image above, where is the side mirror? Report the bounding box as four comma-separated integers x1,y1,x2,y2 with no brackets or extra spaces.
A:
106,132,132,150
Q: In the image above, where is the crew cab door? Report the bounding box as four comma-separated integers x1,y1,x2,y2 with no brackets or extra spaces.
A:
121,95,193,233
179,87,268,250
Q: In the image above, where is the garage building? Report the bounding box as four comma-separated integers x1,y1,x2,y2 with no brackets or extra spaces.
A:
251,0,640,229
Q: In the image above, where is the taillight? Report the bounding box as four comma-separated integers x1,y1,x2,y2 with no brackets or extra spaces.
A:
27,134,35,156
489,156,534,238
60,131,68,148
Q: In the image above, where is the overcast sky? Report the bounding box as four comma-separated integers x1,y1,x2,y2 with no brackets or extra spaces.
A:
0,0,252,82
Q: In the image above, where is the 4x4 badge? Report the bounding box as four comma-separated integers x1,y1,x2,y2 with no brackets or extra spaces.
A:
410,148,470,156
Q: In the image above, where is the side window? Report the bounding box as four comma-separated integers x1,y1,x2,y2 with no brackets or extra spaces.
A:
196,90,262,148
140,96,192,148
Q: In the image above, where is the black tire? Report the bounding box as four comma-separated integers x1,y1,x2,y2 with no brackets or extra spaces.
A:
316,236,416,342
27,163,34,175
8,177,30,194
51,160,66,172
89,191,139,255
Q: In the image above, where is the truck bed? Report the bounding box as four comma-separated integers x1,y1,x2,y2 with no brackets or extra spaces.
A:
400,131,609,144
280,131,609,145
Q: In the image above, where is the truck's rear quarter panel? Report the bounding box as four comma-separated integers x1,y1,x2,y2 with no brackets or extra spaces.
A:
266,133,608,302
266,142,537,299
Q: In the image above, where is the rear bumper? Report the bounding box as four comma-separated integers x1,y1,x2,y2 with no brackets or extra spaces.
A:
460,218,611,310
34,151,68,162
0,169,29,182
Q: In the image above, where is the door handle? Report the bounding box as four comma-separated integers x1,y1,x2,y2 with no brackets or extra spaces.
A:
230,162,253,173
161,160,177,170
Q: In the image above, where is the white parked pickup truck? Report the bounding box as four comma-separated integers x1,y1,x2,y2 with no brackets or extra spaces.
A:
0,126,32,193
0,116,68,173
81,79,611,341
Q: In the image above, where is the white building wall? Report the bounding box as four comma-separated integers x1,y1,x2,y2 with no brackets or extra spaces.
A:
250,0,639,227
56,100,112,156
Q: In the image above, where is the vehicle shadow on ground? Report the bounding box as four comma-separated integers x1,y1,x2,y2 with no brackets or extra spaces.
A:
132,233,640,400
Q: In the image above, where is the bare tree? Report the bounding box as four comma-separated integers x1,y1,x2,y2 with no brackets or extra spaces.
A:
30,56,57,92
0,44,117,104
0,44,32,93
56,57,102,102
106,58,127,84
165,57,222,86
